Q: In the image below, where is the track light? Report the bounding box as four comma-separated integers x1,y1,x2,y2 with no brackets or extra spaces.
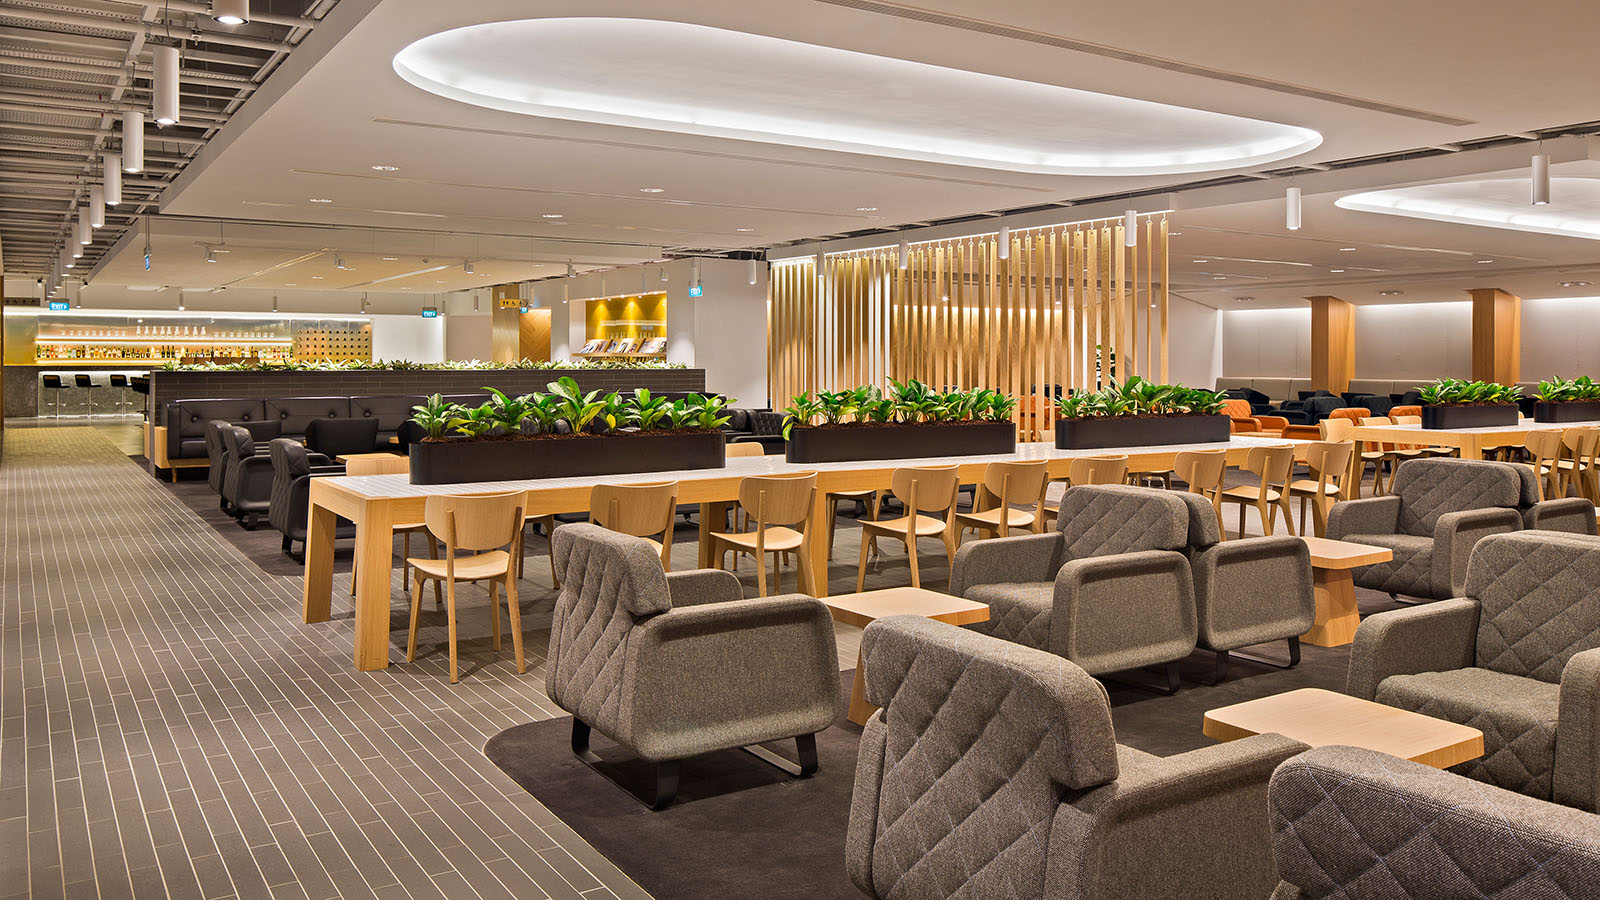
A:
473,294,480,312
76,211,91,245
1124,209,1138,247
897,240,909,270
998,225,1010,260
690,258,701,289
566,261,575,279
1532,153,1551,206
335,254,348,270
659,265,669,283
815,251,825,281
271,294,278,312
153,45,180,126
1286,187,1302,231
204,249,216,263
748,258,759,285
89,185,105,228
212,0,248,25
463,259,474,274
121,112,143,172
102,155,122,206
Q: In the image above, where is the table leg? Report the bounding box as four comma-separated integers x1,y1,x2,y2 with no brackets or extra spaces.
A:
805,489,832,597
352,506,395,671
847,648,876,726
1303,567,1361,647
301,501,337,623
697,501,730,569
1463,435,1486,460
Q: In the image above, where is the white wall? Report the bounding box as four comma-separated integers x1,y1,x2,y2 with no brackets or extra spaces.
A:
368,314,443,363
1167,294,1221,388
1354,301,1471,379
1523,296,1600,378
1221,308,1311,378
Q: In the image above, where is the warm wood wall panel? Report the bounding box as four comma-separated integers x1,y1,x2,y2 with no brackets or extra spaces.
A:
768,217,1169,431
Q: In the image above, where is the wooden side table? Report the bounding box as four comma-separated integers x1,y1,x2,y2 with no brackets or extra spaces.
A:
1300,536,1391,647
1204,687,1484,769
824,587,989,725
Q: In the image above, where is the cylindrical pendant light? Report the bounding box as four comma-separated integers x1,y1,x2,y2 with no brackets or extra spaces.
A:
897,240,909,270
747,258,758,285
121,111,143,172
690,258,701,289
76,210,92,245
212,0,249,25
815,250,825,282
997,225,1010,260
89,185,105,228
70,237,83,259
1532,153,1551,206
1285,187,1302,231
103,154,122,205
153,45,180,126
1124,209,1138,246
659,265,669,283
61,247,73,270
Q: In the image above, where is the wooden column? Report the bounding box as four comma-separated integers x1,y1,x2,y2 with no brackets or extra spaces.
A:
1470,288,1521,384
1308,295,1355,394
489,286,521,363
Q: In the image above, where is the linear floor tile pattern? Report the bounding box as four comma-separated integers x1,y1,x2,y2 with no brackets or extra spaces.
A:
0,426,651,900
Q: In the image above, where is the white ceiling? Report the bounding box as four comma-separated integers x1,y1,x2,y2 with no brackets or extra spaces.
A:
69,0,1600,303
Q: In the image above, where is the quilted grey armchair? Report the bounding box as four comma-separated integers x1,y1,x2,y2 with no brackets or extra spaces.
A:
1512,463,1599,534
1327,457,1523,601
847,616,1306,900
1348,531,1600,811
1268,746,1600,899
950,484,1197,692
546,523,840,809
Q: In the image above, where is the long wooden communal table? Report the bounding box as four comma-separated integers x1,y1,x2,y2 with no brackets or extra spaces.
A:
1349,419,1600,461
303,435,1306,670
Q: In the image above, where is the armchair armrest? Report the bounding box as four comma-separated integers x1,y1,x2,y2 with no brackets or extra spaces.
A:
1432,507,1521,598
949,532,1063,597
624,594,840,761
1047,733,1306,899
1254,415,1290,435
1347,598,1479,700
1325,495,1399,541
1048,550,1196,673
1192,536,1313,652
1526,498,1598,536
665,568,745,607
1230,416,1262,434
1556,647,1600,812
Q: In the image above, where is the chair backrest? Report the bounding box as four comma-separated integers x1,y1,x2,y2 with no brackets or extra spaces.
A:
41,374,62,389
1067,455,1129,486
590,481,679,539
109,374,128,387
851,616,1118,900
267,438,310,533
888,465,960,514
220,424,254,461
1269,746,1600,899
1174,449,1226,494
1245,444,1296,487
1223,398,1254,418
423,491,526,553
1468,531,1600,682
1055,484,1190,557
304,417,380,457
1389,404,1422,418
1390,458,1522,536
1525,429,1564,482
74,374,92,388
725,441,765,458
980,460,1048,509
738,472,818,528
1562,426,1600,463
1318,416,1354,442
345,455,409,476
204,420,232,491
1303,441,1354,484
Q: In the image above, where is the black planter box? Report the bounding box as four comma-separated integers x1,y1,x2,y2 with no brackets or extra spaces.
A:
785,422,1016,464
1054,414,1231,450
1534,401,1600,423
408,431,726,485
1419,405,1519,429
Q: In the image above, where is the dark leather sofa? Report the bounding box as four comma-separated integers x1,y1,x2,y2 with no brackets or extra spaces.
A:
164,393,488,463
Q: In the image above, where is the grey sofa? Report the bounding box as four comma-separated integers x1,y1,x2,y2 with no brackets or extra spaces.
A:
1327,457,1525,601
545,524,839,808
847,616,1306,900
950,484,1198,691
1268,746,1600,899
1348,531,1600,810
162,393,485,464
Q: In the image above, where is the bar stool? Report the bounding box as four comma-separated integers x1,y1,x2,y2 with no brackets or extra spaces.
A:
108,374,133,413
73,373,98,416
39,374,66,418
130,376,150,420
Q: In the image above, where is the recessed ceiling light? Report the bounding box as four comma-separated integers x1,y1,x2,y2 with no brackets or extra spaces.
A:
1235,296,1253,302
735,227,755,232
1212,276,1227,280
1477,259,1494,264
1379,290,1403,296
541,213,564,219
855,207,878,212
308,198,333,203
640,187,664,193
436,280,448,284
1339,247,1357,251
1330,269,1345,273
1193,258,1208,263
381,256,398,261
284,282,296,286
1168,231,1182,236
1559,280,1592,287
311,275,324,279
371,165,400,171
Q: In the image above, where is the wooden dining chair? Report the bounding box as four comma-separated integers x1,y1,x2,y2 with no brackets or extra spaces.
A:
1220,444,1297,537
1042,455,1130,528
406,491,527,684
1322,413,1382,498
855,465,960,591
343,455,440,608
1288,440,1354,537
1523,429,1566,501
1391,410,1453,457
1174,449,1228,536
725,441,765,458
710,472,819,597
590,481,679,571
1557,427,1600,502
1359,416,1423,495
953,460,1049,540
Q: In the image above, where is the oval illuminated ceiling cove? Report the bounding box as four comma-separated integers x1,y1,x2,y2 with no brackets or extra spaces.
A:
1337,178,1600,240
392,18,1322,177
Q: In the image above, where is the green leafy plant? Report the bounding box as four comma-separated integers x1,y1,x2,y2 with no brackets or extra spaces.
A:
781,393,827,439
1053,379,1229,420
1417,378,1523,407
166,357,688,373
448,403,498,438
1537,376,1600,402
410,393,460,440
627,388,673,430
595,391,630,432
814,390,857,425
483,387,535,434
546,376,605,432
683,393,734,430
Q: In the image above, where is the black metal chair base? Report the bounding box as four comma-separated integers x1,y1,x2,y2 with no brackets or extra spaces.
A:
1207,637,1301,684
570,719,817,810
1106,660,1182,695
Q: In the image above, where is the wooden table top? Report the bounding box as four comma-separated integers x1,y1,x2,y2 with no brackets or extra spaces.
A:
335,452,408,464
1300,536,1393,569
1350,420,1595,444
823,587,990,630
1203,687,1484,769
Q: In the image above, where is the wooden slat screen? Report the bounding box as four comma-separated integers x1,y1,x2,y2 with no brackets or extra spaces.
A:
767,216,1170,436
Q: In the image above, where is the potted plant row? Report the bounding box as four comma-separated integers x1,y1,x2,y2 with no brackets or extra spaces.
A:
1534,377,1600,423
781,379,1018,463
1417,379,1522,429
1054,377,1231,449
405,378,730,485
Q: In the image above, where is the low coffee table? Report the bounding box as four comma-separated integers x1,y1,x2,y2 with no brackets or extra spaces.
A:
1203,687,1484,769
824,587,989,725
1300,536,1392,647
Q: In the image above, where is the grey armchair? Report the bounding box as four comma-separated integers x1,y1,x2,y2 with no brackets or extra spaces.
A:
1348,531,1600,811
1268,746,1600,899
1327,457,1523,601
950,484,1197,692
546,524,840,809
847,616,1305,900
204,419,232,506
267,439,344,556
1512,462,1599,534
220,426,276,529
